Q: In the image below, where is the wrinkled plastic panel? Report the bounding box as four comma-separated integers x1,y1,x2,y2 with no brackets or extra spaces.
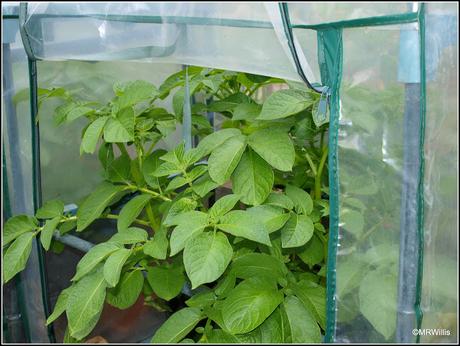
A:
36,60,182,203
334,25,409,342
2,17,49,343
420,3,458,343
22,2,318,83
289,2,416,25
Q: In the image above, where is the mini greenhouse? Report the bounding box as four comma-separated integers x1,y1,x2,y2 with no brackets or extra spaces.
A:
2,2,458,344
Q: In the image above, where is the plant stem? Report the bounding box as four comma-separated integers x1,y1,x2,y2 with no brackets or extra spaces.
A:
304,151,318,176
315,146,328,200
145,202,160,231
116,143,130,157
125,184,171,202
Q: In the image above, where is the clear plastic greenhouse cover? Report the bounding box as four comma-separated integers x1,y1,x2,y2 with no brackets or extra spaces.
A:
2,1,458,344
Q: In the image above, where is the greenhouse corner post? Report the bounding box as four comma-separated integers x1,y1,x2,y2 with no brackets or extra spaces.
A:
19,2,56,341
27,58,56,344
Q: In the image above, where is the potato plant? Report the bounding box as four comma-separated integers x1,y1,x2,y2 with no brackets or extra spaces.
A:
2,67,329,343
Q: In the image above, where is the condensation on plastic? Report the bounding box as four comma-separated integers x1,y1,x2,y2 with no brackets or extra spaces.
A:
21,2,318,84
420,3,458,343
334,24,410,342
2,16,49,343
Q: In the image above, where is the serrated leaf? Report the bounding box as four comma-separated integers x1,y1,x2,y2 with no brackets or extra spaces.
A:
104,248,132,287
258,89,315,120
147,264,185,301
208,135,246,184
283,295,321,342
110,227,148,245
40,216,61,251
71,243,120,281
3,215,38,246
3,232,35,283
285,184,313,215
117,194,152,231
231,149,273,205
76,182,127,232
183,232,232,289
208,194,240,220
143,227,168,260
221,278,283,334
151,307,203,343
46,286,72,325
248,127,294,172
67,268,107,340
80,116,109,154
217,210,270,246
107,269,144,309
281,213,314,248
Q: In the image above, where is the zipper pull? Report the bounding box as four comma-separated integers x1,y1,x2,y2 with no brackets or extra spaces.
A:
313,86,330,127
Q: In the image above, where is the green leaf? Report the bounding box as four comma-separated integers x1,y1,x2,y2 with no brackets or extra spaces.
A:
116,80,158,109
104,107,135,142
192,173,220,197
245,205,290,233
110,227,148,245
71,243,120,281
231,253,287,281
292,282,326,330
147,264,185,301
170,211,208,256
46,287,72,325
80,116,109,154
236,308,288,343
231,149,273,205
107,270,143,309
208,135,246,184
3,232,35,283
217,210,270,246
214,271,236,298
165,175,188,192
117,194,152,231
285,184,313,215
221,278,283,334
248,127,294,171
281,213,314,248
151,307,203,343
341,209,364,236
359,269,397,340
142,150,167,188
207,329,240,343
104,248,132,287
232,103,262,121
3,215,38,246
36,200,64,219
67,268,107,340
185,290,216,308
264,192,294,210
107,154,131,183
297,233,324,267
76,182,127,232
283,295,321,342
195,128,241,159
183,232,233,289
208,194,240,220
40,216,61,251
258,89,315,120
163,198,197,225
143,227,168,260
